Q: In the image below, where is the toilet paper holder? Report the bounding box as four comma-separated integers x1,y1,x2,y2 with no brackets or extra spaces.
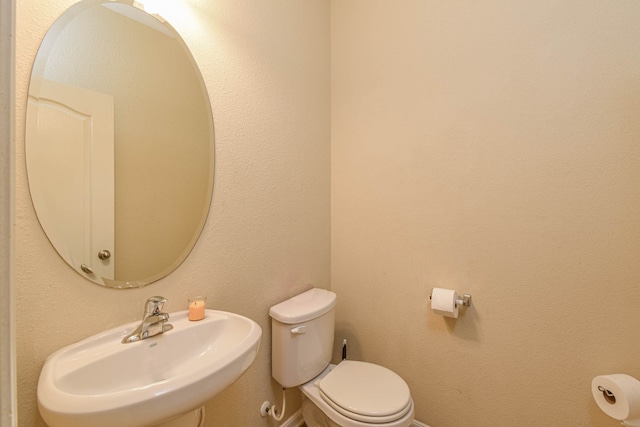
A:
597,385,617,404
429,289,472,307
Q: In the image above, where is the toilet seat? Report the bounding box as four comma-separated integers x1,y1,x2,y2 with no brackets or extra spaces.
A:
318,361,412,423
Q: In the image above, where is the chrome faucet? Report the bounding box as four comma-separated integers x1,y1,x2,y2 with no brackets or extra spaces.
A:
122,296,174,344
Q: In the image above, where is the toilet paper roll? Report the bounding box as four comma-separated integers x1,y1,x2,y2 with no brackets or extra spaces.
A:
430,288,459,319
592,374,640,423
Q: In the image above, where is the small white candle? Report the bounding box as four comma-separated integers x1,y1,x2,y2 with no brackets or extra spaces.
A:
188,297,206,321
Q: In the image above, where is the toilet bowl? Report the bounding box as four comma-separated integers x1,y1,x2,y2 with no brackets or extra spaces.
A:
269,288,415,427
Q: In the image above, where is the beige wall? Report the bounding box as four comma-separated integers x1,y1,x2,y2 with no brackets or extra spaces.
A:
16,0,329,426
331,1,640,427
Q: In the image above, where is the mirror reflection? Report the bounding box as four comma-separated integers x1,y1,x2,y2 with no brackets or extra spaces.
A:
26,0,214,288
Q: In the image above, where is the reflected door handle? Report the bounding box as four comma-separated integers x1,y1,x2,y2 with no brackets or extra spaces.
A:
98,250,111,260
80,264,94,274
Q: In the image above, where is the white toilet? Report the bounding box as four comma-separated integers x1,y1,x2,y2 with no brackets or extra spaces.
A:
269,288,415,427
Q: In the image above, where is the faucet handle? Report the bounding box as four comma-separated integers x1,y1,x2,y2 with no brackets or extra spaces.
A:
143,296,167,317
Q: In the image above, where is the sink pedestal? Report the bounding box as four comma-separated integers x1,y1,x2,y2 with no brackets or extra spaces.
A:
156,407,204,427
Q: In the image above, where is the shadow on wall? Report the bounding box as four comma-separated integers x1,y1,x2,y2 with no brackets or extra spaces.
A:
428,304,480,341
333,322,362,363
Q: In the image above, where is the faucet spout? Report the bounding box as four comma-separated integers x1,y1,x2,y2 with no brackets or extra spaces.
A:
122,296,173,344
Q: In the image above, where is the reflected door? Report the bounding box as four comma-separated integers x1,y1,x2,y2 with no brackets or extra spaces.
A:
26,78,115,282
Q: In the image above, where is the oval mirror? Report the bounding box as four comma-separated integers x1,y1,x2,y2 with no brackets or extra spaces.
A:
25,0,214,288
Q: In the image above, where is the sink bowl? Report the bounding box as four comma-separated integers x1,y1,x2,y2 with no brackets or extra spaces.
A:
37,310,262,427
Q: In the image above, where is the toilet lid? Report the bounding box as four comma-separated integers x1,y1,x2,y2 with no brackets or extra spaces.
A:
318,360,412,423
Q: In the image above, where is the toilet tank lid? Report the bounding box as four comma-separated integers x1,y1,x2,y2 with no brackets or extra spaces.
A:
269,288,336,324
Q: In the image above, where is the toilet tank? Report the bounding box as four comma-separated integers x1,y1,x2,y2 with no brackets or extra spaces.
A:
269,288,336,388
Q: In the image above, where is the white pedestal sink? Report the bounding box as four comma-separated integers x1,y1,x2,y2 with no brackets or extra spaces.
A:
37,309,262,427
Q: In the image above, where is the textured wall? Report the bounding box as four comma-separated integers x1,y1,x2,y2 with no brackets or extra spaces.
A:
15,0,330,426
331,1,640,426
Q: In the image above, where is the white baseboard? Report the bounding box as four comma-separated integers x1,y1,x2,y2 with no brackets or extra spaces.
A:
284,410,429,427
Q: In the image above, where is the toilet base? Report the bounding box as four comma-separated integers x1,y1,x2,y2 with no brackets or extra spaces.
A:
302,394,339,427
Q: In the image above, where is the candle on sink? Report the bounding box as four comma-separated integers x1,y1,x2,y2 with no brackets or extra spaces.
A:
188,296,206,321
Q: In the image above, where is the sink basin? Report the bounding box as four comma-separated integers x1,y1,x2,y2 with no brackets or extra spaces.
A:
37,310,262,427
